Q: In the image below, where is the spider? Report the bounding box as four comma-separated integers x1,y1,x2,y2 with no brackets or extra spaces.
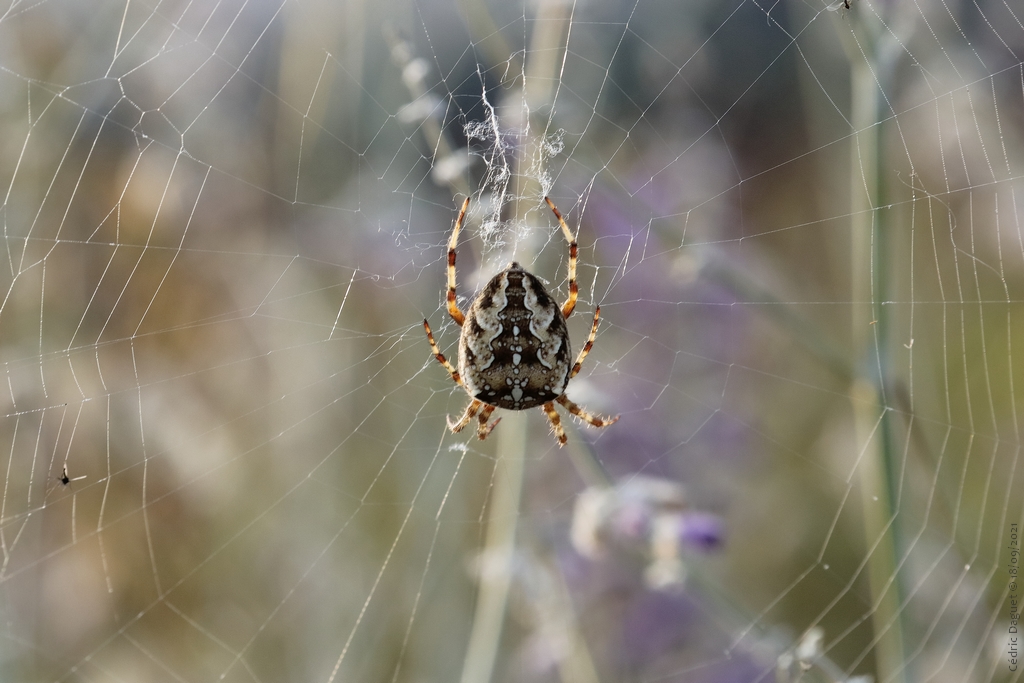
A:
58,465,86,486
423,196,619,447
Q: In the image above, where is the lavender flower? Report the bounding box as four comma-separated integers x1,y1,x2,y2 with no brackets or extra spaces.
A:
571,475,724,589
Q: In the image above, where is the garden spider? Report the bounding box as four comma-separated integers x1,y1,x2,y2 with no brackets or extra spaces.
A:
423,196,619,446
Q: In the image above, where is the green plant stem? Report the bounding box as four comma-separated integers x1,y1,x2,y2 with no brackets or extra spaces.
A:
842,8,907,682
459,412,526,683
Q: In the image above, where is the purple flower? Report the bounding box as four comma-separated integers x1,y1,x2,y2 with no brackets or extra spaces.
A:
572,477,725,590
678,511,725,552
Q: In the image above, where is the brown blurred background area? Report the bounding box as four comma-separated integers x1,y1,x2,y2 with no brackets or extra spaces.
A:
0,0,1023,681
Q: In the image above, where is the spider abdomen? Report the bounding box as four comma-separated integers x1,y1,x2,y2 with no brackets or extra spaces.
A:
458,264,572,410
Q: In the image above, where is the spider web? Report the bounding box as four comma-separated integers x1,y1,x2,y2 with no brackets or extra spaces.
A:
1,0,1022,681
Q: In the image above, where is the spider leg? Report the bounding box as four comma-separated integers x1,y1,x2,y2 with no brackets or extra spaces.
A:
544,197,578,319
423,319,463,386
448,399,482,433
555,394,619,429
476,404,501,440
569,305,601,380
446,197,470,326
542,401,568,447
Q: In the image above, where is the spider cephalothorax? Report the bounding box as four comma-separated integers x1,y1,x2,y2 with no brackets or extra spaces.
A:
423,197,618,446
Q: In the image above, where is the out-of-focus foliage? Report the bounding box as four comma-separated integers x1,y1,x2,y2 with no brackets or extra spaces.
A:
0,0,1022,681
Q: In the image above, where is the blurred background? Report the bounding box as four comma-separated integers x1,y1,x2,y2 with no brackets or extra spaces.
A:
0,0,1022,681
